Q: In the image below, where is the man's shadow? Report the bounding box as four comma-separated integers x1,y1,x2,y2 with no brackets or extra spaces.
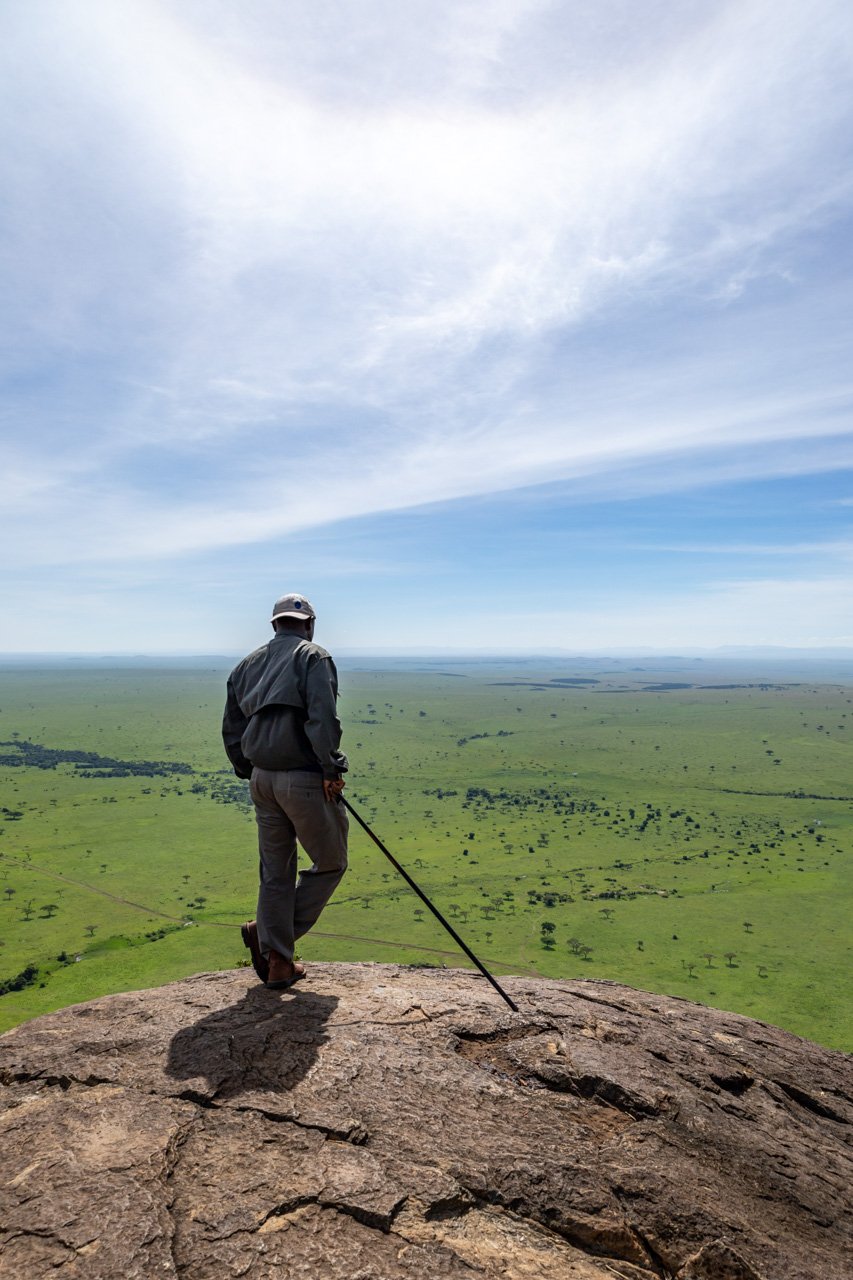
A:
166,983,339,1102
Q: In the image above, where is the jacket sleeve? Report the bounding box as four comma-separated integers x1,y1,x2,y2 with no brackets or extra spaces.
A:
303,656,348,779
222,677,254,779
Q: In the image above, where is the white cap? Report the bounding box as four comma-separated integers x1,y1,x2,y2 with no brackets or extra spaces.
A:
271,593,316,621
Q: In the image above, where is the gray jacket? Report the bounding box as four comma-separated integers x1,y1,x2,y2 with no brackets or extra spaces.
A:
222,632,348,780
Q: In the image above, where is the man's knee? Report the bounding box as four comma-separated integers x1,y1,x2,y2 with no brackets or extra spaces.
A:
309,852,347,877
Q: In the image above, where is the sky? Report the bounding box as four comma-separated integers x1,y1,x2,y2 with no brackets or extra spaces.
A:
2,0,853,656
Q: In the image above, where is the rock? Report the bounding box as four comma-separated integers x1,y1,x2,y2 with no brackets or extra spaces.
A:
0,963,850,1279
676,1239,766,1279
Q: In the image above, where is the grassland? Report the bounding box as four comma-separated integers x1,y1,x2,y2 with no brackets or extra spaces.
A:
0,658,851,1049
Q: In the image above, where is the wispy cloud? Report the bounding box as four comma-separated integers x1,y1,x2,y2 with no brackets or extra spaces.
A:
2,1,853,646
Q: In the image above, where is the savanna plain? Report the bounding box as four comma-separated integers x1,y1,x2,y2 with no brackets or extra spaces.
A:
0,657,850,1050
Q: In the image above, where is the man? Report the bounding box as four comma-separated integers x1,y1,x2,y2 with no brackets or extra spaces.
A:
222,593,348,989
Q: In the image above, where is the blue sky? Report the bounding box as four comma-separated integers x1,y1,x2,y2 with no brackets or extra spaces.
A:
2,0,852,655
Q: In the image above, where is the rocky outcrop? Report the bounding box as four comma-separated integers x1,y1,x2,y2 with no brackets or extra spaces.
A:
0,963,850,1279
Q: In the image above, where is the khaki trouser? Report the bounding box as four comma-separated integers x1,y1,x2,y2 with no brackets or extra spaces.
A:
250,767,348,962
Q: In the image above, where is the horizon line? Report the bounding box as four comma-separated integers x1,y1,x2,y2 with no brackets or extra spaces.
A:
2,646,853,661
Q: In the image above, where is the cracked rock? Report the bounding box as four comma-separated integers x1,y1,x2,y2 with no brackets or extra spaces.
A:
1,962,851,1279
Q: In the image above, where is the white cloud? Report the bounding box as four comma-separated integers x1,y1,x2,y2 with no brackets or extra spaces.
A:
1,0,853,650
9,0,850,392
157,1,851,382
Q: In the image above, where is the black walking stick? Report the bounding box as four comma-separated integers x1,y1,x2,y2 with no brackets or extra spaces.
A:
341,796,519,1012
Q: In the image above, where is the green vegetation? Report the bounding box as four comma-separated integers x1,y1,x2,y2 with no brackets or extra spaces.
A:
0,660,851,1049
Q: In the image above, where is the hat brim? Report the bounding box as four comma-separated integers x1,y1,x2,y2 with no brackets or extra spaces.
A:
271,610,315,621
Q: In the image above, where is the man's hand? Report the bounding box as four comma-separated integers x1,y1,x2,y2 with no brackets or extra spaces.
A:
323,777,346,802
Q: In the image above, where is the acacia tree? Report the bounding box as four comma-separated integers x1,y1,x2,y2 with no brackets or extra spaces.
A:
3,888,14,903
41,904,59,918
724,951,738,967
702,952,714,968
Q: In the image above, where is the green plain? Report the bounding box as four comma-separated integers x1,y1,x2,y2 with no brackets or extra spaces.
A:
0,659,850,1050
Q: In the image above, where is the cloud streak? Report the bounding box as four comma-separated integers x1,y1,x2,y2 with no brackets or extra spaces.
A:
1,0,853,647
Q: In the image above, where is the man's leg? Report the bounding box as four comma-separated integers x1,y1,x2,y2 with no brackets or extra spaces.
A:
276,771,348,942
250,767,299,962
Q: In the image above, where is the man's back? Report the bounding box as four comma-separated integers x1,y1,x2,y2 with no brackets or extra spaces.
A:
223,630,348,779
225,593,350,990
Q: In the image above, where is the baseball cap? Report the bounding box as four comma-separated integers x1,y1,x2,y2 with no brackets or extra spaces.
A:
271,593,316,622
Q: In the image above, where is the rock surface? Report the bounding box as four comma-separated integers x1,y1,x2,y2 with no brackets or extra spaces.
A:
0,963,851,1279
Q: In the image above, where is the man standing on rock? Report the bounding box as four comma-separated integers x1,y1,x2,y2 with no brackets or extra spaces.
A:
222,593,348,989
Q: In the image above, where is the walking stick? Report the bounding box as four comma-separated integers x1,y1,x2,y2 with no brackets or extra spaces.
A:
341,796,519,1012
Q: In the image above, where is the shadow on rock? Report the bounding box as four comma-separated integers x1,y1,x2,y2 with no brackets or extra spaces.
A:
166,983,339,1102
